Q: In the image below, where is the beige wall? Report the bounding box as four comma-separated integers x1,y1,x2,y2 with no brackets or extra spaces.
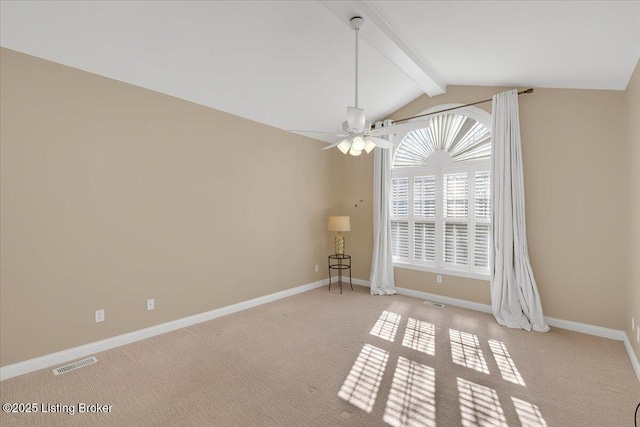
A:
0,48,340,366
627,60,640,361
341,85,630,330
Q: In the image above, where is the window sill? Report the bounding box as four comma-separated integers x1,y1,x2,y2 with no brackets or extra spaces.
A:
393,262,490,281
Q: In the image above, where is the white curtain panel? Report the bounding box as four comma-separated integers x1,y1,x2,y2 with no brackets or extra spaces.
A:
491,90,548,332
369,120,397,296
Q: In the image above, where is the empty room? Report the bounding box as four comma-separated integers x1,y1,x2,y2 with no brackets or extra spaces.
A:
1,1,639,426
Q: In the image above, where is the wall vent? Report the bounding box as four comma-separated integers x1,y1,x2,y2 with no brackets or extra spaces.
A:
423,300,445,308
52,357,97,375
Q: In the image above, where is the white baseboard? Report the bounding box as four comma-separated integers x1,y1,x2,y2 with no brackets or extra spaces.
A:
395,286,493,314
543,316,626,341
0,279,326,381
326,276,369,289
351,278,371,287
624,334,640,383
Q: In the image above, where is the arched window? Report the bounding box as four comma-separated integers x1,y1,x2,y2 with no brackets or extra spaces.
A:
390,106,491,278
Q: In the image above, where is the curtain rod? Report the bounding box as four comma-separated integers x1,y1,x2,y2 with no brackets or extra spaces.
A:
391,88,534,124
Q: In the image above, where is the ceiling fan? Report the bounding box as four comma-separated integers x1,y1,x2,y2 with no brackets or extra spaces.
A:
290,17,400,156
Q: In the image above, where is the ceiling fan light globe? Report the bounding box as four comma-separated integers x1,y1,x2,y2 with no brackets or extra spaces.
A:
337,139,351,154
351,136,365,151
364,137,376,153
349,147,362,156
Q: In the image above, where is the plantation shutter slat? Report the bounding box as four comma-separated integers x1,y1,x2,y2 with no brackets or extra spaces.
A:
414,176,436,217
391,178,409,217
444,223,468,265
444,174,468,217
391,221,409,259
475,224,490,268
443,173,469,266
414,222,436,261
475,171,490,219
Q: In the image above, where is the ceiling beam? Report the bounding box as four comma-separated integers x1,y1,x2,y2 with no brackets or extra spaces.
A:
321,0,447,97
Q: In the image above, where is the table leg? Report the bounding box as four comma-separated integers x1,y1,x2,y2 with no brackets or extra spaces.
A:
339,258,343,294
349,261,353,291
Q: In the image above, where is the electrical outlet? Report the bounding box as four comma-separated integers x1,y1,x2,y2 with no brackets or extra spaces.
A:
95,309,104,323
147,299,155,311
314,265,319,272
437,275,442,283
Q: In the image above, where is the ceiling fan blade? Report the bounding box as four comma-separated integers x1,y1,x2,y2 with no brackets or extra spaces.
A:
369,136,395,149
288,130,347,137
347,107,366,133
321,141,341,150
369,124,403,136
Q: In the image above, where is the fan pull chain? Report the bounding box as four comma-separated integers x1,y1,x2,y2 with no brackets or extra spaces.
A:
355,154,364,207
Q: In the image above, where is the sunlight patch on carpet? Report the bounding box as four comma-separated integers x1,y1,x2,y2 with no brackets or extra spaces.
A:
489,339,525,386
383,357,436,427
370,311,402,342
338,344,389,413
512,397,548,427
449,329,490,374
402,318,436,356
457,377,507,426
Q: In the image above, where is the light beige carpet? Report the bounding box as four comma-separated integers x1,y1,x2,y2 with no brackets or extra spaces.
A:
1,285,638,426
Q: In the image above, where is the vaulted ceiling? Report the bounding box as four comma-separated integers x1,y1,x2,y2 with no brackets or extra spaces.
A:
1,1,639,142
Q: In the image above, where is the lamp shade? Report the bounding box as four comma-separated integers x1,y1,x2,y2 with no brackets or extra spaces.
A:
328,216,351,232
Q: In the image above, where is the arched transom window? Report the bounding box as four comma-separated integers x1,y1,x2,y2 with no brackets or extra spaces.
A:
390,110,492,279
393,114,491,168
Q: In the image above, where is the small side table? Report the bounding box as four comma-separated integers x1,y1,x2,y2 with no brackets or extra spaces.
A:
328,254,353,294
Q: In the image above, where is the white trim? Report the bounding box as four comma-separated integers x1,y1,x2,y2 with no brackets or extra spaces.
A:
1,279,326,381
543,316,626,341
393,262,490,281
623,334,640,383
351,278,371,287
327,276,372,290
396,286,493,314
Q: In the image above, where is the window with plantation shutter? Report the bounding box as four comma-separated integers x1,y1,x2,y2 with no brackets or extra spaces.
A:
390,110,491,279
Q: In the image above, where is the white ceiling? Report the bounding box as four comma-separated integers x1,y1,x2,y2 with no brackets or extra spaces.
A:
1,1,639,142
